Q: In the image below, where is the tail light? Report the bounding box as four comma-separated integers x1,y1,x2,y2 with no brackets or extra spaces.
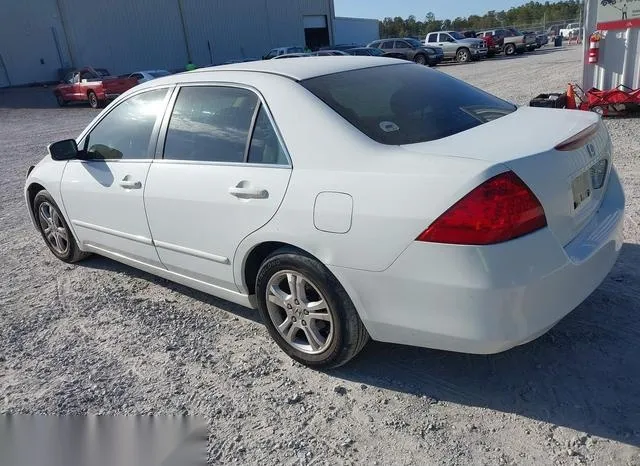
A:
554,123,599,151
416,171,547,245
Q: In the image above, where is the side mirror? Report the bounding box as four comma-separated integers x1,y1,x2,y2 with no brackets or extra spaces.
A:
49,139,79,161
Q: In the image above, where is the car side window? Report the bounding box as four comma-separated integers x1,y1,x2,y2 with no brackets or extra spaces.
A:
380,41,394,49
72,73,80,84
84,88,168,160
247,105,288,165
439,33,452,42
163,86,258,163
395,41,410,49
427,34,437,43
80,71,95,80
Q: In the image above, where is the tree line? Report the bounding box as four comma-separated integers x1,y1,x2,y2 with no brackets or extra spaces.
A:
379,1,583,37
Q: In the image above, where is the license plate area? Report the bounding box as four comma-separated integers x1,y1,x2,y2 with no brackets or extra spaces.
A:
571,170,592,211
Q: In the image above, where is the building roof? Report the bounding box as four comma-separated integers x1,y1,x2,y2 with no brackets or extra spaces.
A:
186,56,403,81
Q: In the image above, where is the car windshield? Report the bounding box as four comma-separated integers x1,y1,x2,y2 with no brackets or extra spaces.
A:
149,70,170,78
300,63,516,145
449,32,465,40
405,38,423,47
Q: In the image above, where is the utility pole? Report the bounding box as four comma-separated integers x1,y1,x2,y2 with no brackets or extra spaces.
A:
579,0,584,28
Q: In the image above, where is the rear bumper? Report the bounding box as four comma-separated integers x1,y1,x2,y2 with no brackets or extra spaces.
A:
104,93,121,100
331,167,625,354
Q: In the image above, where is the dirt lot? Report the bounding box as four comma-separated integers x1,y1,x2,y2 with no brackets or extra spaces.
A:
1,46,639,465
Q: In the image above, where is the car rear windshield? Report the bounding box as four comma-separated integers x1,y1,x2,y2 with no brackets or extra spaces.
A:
299,63,516,145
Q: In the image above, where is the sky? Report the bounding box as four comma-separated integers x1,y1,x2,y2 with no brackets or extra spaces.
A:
333,0,529,21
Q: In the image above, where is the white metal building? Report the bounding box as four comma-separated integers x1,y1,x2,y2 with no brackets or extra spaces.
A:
0,0,338,87
334,17,380,46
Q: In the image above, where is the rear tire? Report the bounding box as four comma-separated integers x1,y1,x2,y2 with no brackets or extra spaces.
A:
33,190,89,263
504,43,516,56
255,248,369,368
413,54,427,65
87,91,101,109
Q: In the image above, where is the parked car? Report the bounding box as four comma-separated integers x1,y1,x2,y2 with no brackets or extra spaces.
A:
27,57,624,368
344,47,406,60
476,32,500,57
367,38,444,66
532,31,549,48
509,28,538,51
560,23,581,39
319,44,363,51
479,29,526,56
262,47,304,59
310,50,349,56
424,31,488,63
128,70,171,84
53,67,138,109
271,53,311,59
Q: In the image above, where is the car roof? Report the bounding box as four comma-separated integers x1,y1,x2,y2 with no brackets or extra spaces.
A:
181,56,402,81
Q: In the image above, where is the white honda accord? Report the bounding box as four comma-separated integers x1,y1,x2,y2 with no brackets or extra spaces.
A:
25,57,625,367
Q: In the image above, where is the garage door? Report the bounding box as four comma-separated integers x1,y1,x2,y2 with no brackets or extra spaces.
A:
303,15,329,50
303,15,327,29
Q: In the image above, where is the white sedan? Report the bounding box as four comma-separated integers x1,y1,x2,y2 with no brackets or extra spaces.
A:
128,69,171,84
25,57,625,368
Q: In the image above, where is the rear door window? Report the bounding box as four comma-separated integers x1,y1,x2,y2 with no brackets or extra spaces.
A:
427,34,437,43
163,86,258,163
300,63,516,146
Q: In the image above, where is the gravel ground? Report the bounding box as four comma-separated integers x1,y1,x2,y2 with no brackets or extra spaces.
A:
1,46,640,465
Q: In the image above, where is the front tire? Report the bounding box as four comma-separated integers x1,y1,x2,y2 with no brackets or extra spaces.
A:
87,91,101,109
413,53,427,65
33,190,89,263
55,93,67,107
255,249,369,368
456,48,471,63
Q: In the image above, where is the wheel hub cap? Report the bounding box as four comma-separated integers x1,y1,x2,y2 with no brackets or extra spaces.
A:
265,271,334,355
38,202,70,255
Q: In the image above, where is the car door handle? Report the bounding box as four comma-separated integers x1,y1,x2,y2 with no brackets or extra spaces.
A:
228,185,268,199
119,177,142,189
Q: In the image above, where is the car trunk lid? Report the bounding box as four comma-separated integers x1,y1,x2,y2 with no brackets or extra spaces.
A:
401,107,613,246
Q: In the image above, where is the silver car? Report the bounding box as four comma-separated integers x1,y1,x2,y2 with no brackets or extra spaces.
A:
424,31,487,63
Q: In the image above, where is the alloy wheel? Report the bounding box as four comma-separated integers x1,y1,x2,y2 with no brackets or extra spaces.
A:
457,49,470,62
38,201,70,255
265,270,334,355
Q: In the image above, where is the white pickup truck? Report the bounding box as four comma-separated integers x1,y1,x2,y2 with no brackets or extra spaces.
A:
559,23,582,39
